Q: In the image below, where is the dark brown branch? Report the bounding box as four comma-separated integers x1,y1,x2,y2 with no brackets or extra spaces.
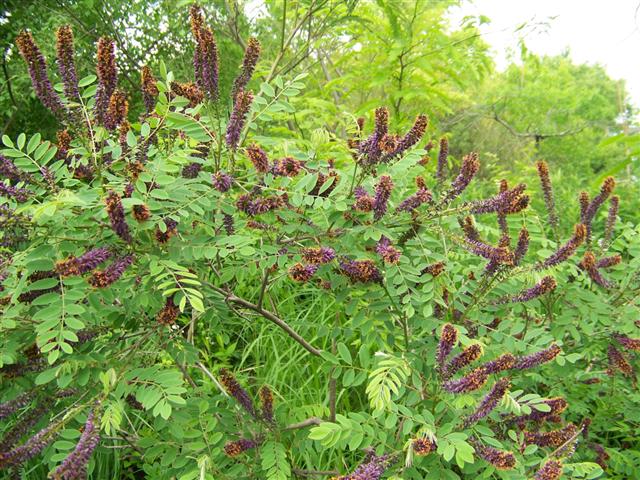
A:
491,111,585,143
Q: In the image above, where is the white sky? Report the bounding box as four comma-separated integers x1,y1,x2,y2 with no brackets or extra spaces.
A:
449,0,640,108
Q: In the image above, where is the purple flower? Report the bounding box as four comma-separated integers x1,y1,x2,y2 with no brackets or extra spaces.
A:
232,37,261,98
95,38,118,126
259,385,274,424
55,26,79,101
583,177,616,231
190,5,219,100
105,190,132,243
472,442,516,470
436,324,459,370
301,247,336,265
55,247,112,277
381,114,428,162
463,237,513,265
579,251,614,288
182,162,202,179
444,152,480,203
436,137,448,185
52,409,100,480
141,66,159,114
597,254,621,269
272,157,304,177
16,31,64,116
524,423,578,448
211,172,234,192
603,195,619,247
225,90,253,150
480,353,516,374
373,175,393,221
334,453,393,480
613,333,640,352
0,392,34,420
443,344,483,379
375,237,400,264
464,377,510,426
0,421,58,468
512,343,561,370
536,161,558,232
223,213,234,235
396,176,432,212
513,227,529,265
289,263,318,282
459,216,481,242
88,255,134,288
246,144,270,173
0,154,26,183
224,438,259,457
534,460,563,480
496,276,557,304
0,400,48,452
353,186,374,212
442,366,488,393
103,90,128,131
338,259,382,284
219,368,256,417
469,183,528,215
607,344,633,377
539,224,586,269
358,107,389,165
0,182,30,202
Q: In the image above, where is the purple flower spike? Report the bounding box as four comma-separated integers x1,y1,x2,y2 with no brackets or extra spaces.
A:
442,367,488,393
301,247,336,265
105,190,132,243
375,237,401,264
88,255,134,288
16,31,64,116
0,421,58,468
232,37,261,98
373,175,393,221
52,409,101,480
0,182,31,202
464,377,510,426
0,391,35,420
212,171,233,192
55,26,80,101
219,368,256,417
224,438,260,457
444,152,480,202
55,247,112,277
95,38,118,126
436,323,459,370
534,460,563,480
512,343,561,370
225,90,253,150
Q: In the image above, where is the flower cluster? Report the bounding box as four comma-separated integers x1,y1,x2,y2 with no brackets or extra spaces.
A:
232,37,261,98
55,247,112,277
536,161,558,231
412,437,436,456
497,276,557,304
55,25,79,101
88,255,134,288
211,171,233,192
258,385,274,423
105,190,132,243
246,144,270,173
469,183,529,215
170,82,204,108
226,90,253,150
514,397,568,426
155,218,178,244
332,452,393,480
289,263,318,282
442,343,483,379
95,37,118,125
375,237,401,264
579,251,614,288
464,377,510,426
51,409,101,480
219,368,256,417
436,137,448,184
156,296,179,325
223,438,259,457
301,247,336,265
471,441,516,470
613,333,640,351
16,31,64,116
141,65,159,113
512,343,561,370
373,175,394,221
523,423,578,448
338,259,383,284
396,177,432,212
272,157,304,177
539,224,586,269
580,176,616,240
0,391,35,420
533,459,563,480
190,4,219,100
443,152,480,203
607,344,633,377
353,186,374,212
0,182,31,203
132,204,151,222
236,193,286,216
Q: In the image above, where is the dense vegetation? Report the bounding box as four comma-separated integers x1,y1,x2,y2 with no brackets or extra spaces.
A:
1,1,639,479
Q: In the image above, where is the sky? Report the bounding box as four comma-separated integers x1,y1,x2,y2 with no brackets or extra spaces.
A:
449,0,640,107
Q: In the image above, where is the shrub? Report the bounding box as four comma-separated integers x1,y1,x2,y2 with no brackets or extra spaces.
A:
1,5,639,479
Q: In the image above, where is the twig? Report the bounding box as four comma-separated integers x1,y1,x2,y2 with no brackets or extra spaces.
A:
284,417,322,430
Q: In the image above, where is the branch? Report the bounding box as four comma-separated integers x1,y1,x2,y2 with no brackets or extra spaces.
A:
491,111,586,142
284,416,322,430
226,294,322,356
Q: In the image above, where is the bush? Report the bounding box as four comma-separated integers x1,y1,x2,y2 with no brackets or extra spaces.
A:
1,5,639,479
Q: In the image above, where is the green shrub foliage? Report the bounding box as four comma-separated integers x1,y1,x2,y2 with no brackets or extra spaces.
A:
1,5,639,480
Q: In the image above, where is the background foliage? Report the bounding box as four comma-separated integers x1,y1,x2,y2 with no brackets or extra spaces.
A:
1,1,639,479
